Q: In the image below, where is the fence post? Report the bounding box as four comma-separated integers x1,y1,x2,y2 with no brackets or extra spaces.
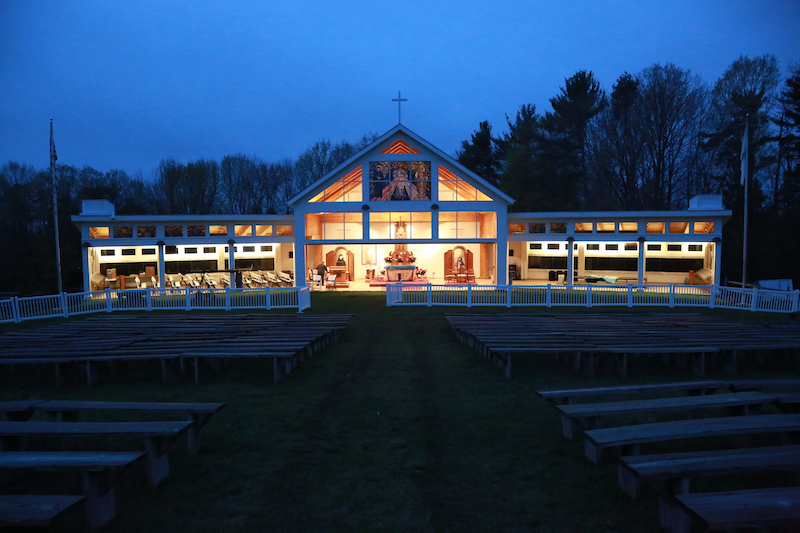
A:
793,290,800,313
669,284,675,308
266,287,271,310
185,287,191,311
427,284,432,307
709,286,716,309
105,289,112,312
586,285,592,308
546,284,552,308
506,285,512,308
225,287,231,311
467,285,472,308
146,288,152,311
60,293,68,318
12,297,20,323
627,284,633,308
750,287,759,312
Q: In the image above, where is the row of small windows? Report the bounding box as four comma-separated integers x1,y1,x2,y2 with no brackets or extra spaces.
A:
511,221,715,235
99,245,274,256
529,243,704,252
526,256,705,272
89,225,293,239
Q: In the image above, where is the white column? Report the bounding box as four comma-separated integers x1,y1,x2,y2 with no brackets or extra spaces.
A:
567,237,575,287
228,240,236,287
713,238,722,286
496,208,508,285
157,241,166,290
637,237,645,287
82,244,90,293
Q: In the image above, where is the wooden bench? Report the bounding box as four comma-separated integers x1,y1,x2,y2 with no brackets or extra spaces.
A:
0,494,85,529
536,380,725,405
34,400,226,455
0,355,180,387
556,391,777,440
673,487,800,533
583,413,800,465
0,420,191,487
0,400,46,421
0,451,145,531
618,445,800,530
728,378,800,392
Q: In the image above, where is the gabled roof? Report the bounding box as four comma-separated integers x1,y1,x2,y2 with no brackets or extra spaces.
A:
288,124,515,206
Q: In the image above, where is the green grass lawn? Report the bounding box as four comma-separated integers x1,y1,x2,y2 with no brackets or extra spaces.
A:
1,293,797,532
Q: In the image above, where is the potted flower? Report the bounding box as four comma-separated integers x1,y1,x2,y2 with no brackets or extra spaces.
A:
384,255,393,263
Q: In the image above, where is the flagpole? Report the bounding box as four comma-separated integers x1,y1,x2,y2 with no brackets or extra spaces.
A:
50,119,63,294
741,114,749,288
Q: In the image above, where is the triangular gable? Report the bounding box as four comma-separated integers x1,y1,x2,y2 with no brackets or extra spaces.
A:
309,166,362,202
288,124,514,206
378,139,421,154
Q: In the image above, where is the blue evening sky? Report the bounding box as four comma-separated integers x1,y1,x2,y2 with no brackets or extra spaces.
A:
1,0,798,176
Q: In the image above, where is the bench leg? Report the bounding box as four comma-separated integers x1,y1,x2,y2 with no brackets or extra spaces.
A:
617,464,641,499
691,352,705,377
186,413,202,455
193,357,201,384
658,478,690,533
572,352,582,374
55,362,71,387
562,416,577,441
723,350,738,374
82,471,116,531
584,440,603,466
504,353,512,379
144,437,170,487
84,361,99,387
616,353,627,377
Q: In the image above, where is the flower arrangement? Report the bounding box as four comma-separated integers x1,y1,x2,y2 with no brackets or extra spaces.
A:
416,267,427,276
384,255,393,263
380,268,386,276
408,252,416,263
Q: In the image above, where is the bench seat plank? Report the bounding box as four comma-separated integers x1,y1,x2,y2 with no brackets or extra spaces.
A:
583,413,800,465
37,400,225,414
0,495,85,528
557,391,776,440
0,451,145,471
674,487,800,533
537,380,725,405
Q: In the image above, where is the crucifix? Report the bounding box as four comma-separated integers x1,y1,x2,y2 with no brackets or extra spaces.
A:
392,91,407,124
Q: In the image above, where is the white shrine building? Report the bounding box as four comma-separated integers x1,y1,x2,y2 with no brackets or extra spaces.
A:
72,125,731,291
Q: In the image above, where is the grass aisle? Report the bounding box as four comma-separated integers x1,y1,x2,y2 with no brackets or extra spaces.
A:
1,293,690,532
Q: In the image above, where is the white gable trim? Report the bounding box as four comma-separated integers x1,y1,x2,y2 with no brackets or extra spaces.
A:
288,125,514,206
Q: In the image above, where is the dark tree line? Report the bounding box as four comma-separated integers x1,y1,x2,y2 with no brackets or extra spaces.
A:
457,55,800,286
0,133,378,295
3,54,799,295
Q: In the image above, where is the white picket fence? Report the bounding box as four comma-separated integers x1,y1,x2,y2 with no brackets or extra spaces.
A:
385,283,800,313
0,286,311,324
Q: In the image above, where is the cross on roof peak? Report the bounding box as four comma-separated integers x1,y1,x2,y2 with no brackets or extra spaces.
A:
392,91,407,124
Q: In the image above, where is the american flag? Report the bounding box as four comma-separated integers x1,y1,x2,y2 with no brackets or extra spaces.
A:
50,119,57,164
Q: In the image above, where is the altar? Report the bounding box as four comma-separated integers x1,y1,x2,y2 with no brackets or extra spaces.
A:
386,265,416,281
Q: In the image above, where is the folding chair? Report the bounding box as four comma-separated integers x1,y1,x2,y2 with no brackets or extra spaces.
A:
326,273,337,290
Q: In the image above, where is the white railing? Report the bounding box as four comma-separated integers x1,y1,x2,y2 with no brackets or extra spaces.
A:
385,283,800,314
0,286,311,324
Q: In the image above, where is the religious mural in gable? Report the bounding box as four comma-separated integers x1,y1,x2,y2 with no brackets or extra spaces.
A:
369,161,431,201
